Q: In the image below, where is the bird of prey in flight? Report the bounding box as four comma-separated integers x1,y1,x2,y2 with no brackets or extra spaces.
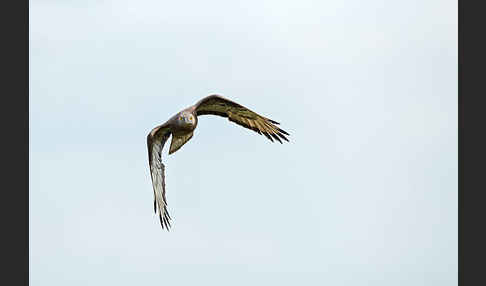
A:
147,95,290,230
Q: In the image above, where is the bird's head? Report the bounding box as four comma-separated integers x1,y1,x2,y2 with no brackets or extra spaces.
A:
178,112,196,128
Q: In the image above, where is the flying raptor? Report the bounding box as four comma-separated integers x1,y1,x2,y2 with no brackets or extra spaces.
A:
147,95,290,230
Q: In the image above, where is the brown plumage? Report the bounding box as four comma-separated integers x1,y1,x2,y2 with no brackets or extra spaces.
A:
147,95,290,230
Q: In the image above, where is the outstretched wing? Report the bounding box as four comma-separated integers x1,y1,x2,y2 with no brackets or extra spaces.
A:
147,124,173,230
194,95,290,143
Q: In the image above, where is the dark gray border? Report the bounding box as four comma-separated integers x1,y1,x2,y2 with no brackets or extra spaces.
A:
2,0,28,284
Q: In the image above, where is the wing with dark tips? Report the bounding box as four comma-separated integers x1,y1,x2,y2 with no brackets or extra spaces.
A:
147,125,173,230
194,95,290,143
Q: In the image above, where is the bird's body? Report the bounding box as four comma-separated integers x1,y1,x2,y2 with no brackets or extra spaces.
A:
147,95,289,230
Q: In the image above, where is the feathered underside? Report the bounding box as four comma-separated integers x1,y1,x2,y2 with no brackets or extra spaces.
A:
193,95,290,143
147,125,173,230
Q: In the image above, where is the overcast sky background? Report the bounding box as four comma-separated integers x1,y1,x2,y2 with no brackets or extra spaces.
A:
30,0,457,285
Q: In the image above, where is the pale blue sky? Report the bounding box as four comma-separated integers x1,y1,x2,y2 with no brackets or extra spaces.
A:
30,0,457,285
